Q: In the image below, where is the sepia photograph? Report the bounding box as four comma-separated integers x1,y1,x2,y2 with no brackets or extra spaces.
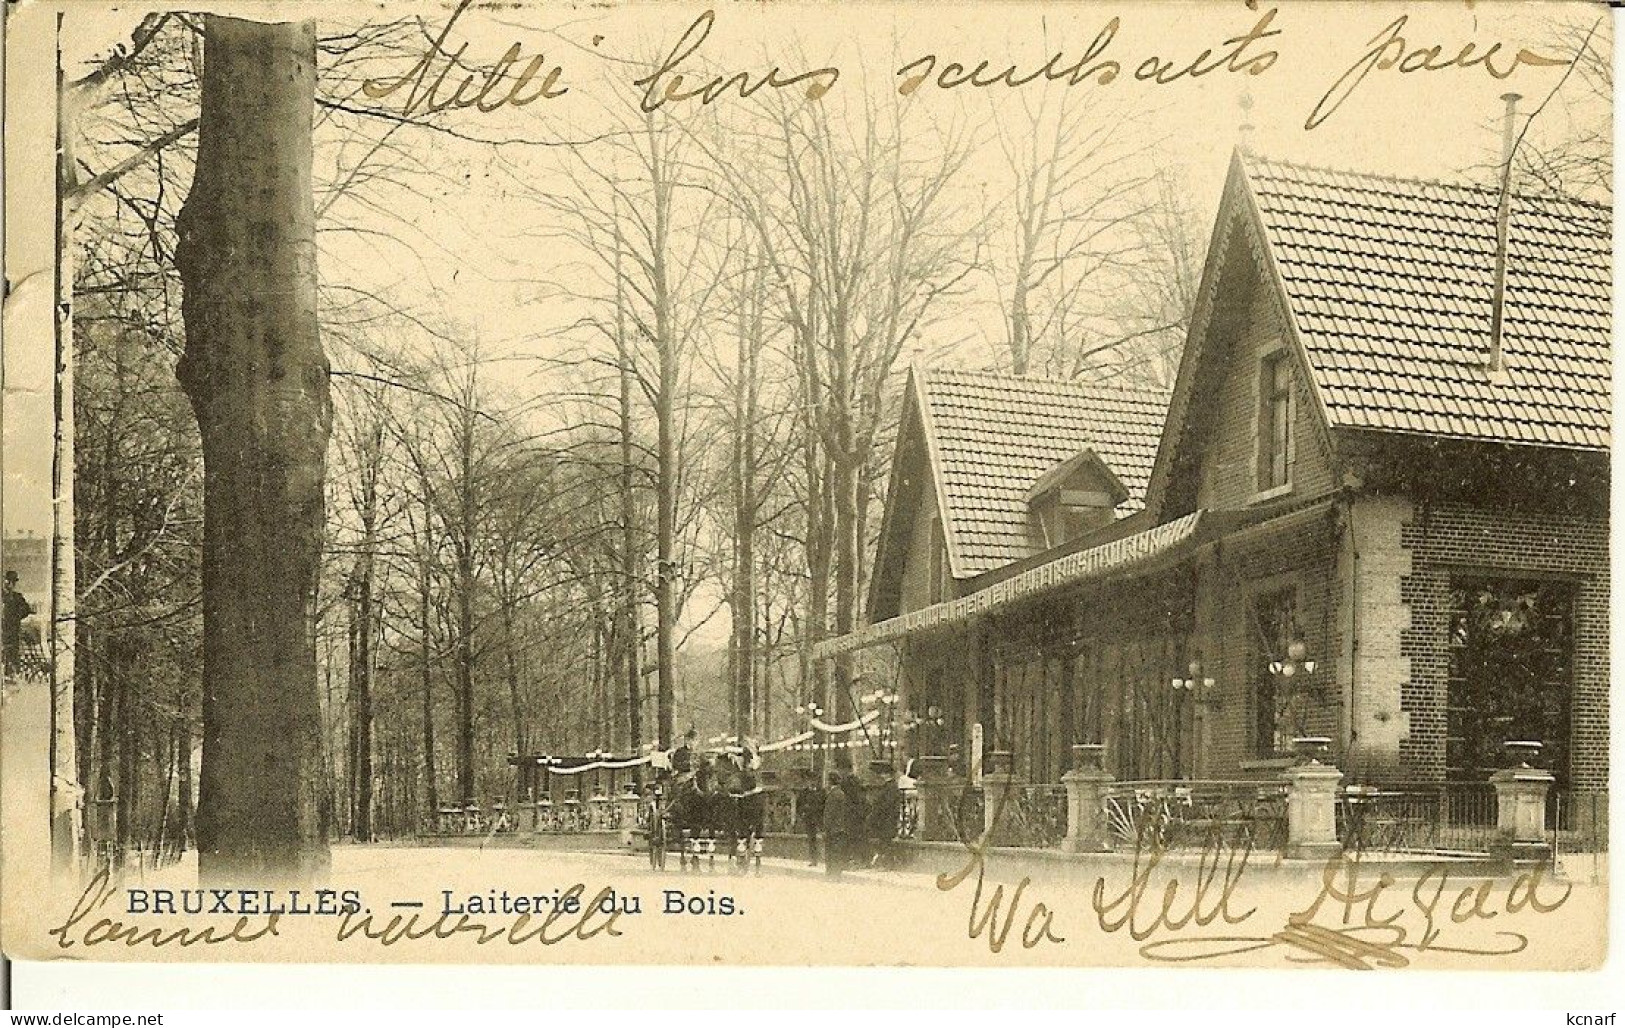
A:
0,0,1617,1005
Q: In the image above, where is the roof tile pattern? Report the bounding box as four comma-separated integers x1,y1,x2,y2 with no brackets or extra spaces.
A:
920,369,1169,577
1245,158,1611,450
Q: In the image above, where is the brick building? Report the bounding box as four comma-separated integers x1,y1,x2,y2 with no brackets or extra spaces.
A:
818,152,1610,792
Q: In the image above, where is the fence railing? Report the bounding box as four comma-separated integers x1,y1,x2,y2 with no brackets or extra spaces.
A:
987,784,1068,849
1338,782,1498,856
1105,780,1288,852
1552,789,1608,854
912,784,985,843
421,796,635,836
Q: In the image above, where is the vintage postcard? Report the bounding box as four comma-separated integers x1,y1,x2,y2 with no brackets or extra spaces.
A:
0,0,1613,976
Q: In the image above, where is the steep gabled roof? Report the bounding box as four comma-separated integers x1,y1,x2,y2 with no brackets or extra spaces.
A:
1248,156,1611,450
1148,151,1612,519
916,368,1169,578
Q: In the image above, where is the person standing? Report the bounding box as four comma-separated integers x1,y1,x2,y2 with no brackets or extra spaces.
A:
798,774,826,866
2,571,32,676
865,764,903,869
821,773,852,878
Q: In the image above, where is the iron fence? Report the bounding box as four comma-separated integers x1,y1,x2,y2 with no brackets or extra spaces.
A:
1552,789,1608,854
1105,780,1288,852
1339,781,1498,856
987,784,1068,849
897,792,920,840
915,784,985,844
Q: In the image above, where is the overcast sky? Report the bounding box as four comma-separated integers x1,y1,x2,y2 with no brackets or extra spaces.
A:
26,0,1612,643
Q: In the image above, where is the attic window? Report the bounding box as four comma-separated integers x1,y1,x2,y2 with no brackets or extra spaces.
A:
1258,350,1294,491
1025,449,1127,550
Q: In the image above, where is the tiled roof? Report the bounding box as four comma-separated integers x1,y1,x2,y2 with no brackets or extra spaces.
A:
919,368,1169,577
1245,156,1611,451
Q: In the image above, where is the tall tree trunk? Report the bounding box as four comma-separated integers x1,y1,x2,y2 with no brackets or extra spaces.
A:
417,476,438,814
347,561,373,841
614,231,642,762
152,719,176,855
52,36,82,868
730,260,760,740
175,712,193,852
455,403,476,805
175,16,330,881
93,638,119,853
502,606,526,756
114,649,137,854
650,132,678,751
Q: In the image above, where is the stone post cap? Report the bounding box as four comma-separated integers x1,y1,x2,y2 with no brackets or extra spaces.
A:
1061,766,1113,784
1490,765,1556,785
914,755,950,781
1282,761,1343,783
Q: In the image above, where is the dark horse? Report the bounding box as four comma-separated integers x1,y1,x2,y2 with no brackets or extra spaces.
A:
652,755,765,873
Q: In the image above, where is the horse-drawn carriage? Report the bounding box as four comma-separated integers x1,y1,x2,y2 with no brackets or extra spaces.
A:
644,753,766,873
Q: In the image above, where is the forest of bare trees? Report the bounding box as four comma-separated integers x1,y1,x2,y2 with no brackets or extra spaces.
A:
55,5,1607,871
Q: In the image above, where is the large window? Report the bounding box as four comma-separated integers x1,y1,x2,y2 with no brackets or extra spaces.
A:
1252,587,1296,757
1258,350,1294,491
1447,576,1574,783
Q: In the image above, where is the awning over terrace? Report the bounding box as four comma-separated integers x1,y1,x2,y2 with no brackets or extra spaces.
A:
813,510,1206,660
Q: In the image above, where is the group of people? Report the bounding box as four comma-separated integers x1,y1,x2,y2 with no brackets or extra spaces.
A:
797,764,903,878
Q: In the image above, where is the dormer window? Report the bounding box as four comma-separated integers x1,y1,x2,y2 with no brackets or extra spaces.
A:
1258,349,1294,491
1025,449,1128,550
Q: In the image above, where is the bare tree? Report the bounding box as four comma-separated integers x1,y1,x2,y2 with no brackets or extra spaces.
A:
175,16,330,880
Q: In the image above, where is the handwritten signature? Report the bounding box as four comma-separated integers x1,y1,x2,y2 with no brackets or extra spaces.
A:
1136,849,1572,968
941,786,1576,969
46,868,624,951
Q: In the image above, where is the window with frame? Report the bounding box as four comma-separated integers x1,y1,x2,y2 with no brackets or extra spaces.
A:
1252,587,1296,757
1258,350,1294,491
1447,576,1574,784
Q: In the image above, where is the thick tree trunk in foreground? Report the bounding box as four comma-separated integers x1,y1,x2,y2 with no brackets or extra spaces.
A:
175,16,330,882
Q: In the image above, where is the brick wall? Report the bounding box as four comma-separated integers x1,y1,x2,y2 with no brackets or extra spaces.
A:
898,482,946,615
1193,285,1337,513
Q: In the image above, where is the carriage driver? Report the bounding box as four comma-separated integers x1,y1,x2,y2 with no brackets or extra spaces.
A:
670,726,698,777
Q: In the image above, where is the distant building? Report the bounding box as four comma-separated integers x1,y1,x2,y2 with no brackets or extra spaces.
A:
820,152,1610,792
3,532,49,606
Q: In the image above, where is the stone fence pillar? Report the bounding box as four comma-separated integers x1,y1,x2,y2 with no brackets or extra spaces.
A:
981,749,1017,846
1282,758,1343,860
1062,744,1112,853
1491,763,1554,864
617,789,641,847
912,755,951,840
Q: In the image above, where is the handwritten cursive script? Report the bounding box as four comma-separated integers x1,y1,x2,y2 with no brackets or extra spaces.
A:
633,11,838,113
48,868,281,950
1307,14,1568,129
362,0,569,117
1138,850,1571,968
938,799,1065,954
334,884,624,947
